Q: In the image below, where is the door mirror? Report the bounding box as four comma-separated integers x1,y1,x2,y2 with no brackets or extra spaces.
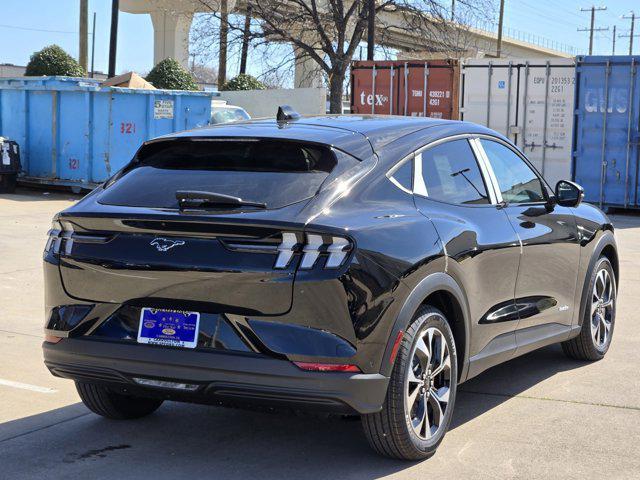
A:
555,180,584,207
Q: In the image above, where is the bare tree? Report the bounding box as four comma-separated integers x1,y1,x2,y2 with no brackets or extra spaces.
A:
193,0,492,112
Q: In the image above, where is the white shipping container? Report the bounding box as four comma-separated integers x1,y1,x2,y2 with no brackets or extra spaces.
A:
460,58,576,188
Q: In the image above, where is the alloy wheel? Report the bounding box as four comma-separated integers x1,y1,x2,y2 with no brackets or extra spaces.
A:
590,267,615,349
404,326,452,440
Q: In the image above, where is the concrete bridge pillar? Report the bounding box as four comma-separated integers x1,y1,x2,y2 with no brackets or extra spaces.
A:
149,10,193,68
294,47,325,88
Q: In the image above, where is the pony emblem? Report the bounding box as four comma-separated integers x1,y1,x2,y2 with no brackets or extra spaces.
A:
150,238,185,252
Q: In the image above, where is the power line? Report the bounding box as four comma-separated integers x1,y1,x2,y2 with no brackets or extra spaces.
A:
578,6,609,55
0,23,79,34
518,0,583,22
511,1,582,28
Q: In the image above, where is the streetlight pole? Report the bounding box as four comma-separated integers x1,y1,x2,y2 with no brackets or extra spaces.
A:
79,0,88,72
496,0,505,58
367,0,375,60
90,12,96,78
108,0,119,78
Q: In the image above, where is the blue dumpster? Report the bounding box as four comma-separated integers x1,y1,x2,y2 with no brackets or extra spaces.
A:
0,77,212,189
573,56,640,210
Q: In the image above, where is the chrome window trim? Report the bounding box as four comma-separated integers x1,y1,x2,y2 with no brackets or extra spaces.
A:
388,176,413,195
384,132,550,208
413,152,429,197
469,137,502,204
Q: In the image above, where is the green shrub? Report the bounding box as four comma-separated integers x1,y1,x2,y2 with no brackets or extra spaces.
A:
145,58,199,90
25,45,86,77
220,74,266,91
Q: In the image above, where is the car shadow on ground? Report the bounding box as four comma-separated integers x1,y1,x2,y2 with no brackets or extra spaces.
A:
0,186,83,203
0,344,589,479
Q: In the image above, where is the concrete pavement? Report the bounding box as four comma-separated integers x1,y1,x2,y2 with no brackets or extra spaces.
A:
1,188,638,479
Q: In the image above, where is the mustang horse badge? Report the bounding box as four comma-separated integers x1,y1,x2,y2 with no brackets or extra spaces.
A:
150,238,185,252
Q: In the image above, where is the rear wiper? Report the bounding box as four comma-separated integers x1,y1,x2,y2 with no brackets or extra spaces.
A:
176,190,267,209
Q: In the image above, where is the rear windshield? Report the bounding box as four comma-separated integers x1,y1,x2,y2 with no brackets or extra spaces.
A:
98,139,358,210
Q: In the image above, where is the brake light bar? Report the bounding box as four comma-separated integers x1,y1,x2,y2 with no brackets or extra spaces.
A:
275,232,352,270
300,234,324,269
293,362,361,373
274,232,298,268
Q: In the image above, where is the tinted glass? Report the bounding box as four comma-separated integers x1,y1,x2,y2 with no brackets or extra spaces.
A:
418,139,489,205
99,139,353,210
390,159,413,192
480,139,545,204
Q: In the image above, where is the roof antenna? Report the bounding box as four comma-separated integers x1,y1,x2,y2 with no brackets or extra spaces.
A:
277,105,301,122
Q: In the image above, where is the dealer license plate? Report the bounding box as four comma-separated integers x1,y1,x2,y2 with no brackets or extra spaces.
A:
137,308,200,349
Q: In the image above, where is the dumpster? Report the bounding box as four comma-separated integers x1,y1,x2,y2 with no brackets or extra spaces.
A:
350,60,460,119
0,77,213,189
460,58,576,187
573,56,640,210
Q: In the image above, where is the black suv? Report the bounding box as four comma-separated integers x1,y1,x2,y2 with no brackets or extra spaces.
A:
43,113,618,460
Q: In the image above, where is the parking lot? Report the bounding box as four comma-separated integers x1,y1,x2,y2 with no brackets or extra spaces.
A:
1,187,639,480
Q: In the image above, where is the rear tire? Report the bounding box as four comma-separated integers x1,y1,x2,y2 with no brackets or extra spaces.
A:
562,257,616,361
75,382,163,420
362,305,458,460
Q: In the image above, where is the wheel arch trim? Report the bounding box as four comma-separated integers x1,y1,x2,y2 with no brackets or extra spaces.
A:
575,230,618,329
380,272,471,381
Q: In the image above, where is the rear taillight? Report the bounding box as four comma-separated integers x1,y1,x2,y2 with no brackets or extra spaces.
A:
274,232,298,269
274,232,352,270
44,220,65,255
44,220,109,256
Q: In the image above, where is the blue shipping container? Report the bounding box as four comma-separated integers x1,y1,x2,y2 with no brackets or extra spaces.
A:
0,77,212,188
573,56,640,209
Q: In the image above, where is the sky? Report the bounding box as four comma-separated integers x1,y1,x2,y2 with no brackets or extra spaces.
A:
0,0,636,78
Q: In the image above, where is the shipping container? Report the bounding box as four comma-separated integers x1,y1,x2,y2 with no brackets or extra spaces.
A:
0,76,212,189
460,58,576,187
350,60,460,119
573,56,640,210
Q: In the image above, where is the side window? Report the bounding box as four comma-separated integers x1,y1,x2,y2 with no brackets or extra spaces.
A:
388,158,413,193
480,139,545,204
417,139,490,205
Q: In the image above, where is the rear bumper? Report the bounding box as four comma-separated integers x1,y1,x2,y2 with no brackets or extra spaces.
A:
43,339,389,414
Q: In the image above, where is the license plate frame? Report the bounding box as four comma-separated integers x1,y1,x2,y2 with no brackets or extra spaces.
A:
137,308,200,349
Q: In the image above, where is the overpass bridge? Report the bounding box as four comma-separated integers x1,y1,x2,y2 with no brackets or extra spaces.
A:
121,0,572,87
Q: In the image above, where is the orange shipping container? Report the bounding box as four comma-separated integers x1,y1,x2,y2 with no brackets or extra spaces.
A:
350,60,460,119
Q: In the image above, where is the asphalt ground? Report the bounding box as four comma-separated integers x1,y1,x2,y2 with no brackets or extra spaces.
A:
1,187,638,479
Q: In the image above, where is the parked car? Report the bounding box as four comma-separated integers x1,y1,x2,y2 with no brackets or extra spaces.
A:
43,111,618,460
210,101,251,124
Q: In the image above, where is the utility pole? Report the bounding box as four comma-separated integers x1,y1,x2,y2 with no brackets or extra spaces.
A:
90,12,96,77
496,0,505,58
621,12,637,55
578,6,608,55
239,6,252,74
612,25,616,55
108,0,119,78
218,0,228,89
367,0,375,60
451,0,455,21
79,0,88,72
